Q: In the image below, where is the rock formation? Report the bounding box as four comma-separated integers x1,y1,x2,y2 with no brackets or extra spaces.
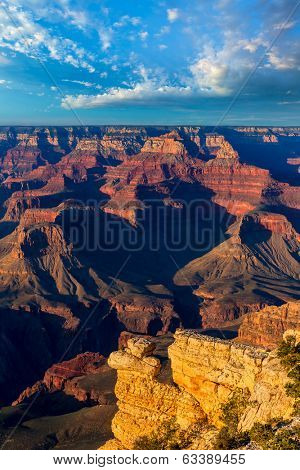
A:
103,337,205,449
140,130,187,156
237,301,300,349
174,212,300,327
100,330,296,449
263,134,279,143
13,352,115,406
169,330,295,428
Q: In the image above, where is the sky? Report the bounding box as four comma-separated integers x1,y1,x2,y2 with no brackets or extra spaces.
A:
0,0,299,125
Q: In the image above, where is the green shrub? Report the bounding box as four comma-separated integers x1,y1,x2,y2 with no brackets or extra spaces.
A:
214,427,249,450
249,422,300,450
134,418,208,450
277,335,300,416
134,419,181,450
214,389,250,450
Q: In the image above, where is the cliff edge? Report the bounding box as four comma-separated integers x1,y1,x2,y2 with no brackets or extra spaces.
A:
100,330,297,449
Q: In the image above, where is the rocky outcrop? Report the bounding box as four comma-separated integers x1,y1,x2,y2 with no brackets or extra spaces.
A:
237,301,300,349
43,352,105,390
111,297,180,336
196,159,270,215
104,337,205,449
169,330,295,429
118,331,152,349
101,331,296,449
263,134,278,143
140,131,187,156
3,195,41,221
100,128,145,158
20,208,58,227
205,134,225,149
13,352,116,406
215,140,239,160
1,133,42,174
174,212,300,327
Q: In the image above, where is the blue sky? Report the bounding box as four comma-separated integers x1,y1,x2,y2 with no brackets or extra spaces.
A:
0,0,299,125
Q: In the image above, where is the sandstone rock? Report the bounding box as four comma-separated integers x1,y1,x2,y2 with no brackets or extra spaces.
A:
205,134,225,148
263,134,278,143
20,208,58,227
141,131,187,156
106,338,205,449
13,352,116,407
101,329,297,449
216,140,239,159
174,212,300,327
110,297,180,335
44,352,105,390
126,337,156,358
12,380,46,406
118,331,152,349
108,350,161,377
169,330,295,430
3,195,41,221
238,302,300,349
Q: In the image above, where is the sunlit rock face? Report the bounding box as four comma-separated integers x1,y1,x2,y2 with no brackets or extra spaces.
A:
105,337,205,449
99,329,296,449
237,302,300,349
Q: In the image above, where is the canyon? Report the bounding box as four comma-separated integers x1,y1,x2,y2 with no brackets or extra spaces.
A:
0,126,299,449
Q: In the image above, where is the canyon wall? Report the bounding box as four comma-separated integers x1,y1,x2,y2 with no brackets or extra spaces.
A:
169,330,294,429
101,331,295,449
238,301,300,349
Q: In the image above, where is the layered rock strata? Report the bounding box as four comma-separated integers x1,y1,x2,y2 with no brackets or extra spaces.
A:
237,301,300,349
13,352,115,406
101,331,296,449
169,330,295,429
104,337,205,449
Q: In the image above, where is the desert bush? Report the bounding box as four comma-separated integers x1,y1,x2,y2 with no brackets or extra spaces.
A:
277,334,300,416
134,418,207,450
214,389,250,450
249,422,300,450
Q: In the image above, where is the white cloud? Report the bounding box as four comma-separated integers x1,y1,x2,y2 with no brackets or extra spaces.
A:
278,100,300,105
167,8,180,23
114,15,141,28
0,2,95,73
98,26,113,51
239,37,268,53
189,39,255,96
139,31,149,41
274,20,295,30
155,25,170,37
100,71,108,78
159,44,167,50
190,57,231,95
9,0,89,31
266,51,299,70
0,79,10,85
61,67,192,109
62,79,101,89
